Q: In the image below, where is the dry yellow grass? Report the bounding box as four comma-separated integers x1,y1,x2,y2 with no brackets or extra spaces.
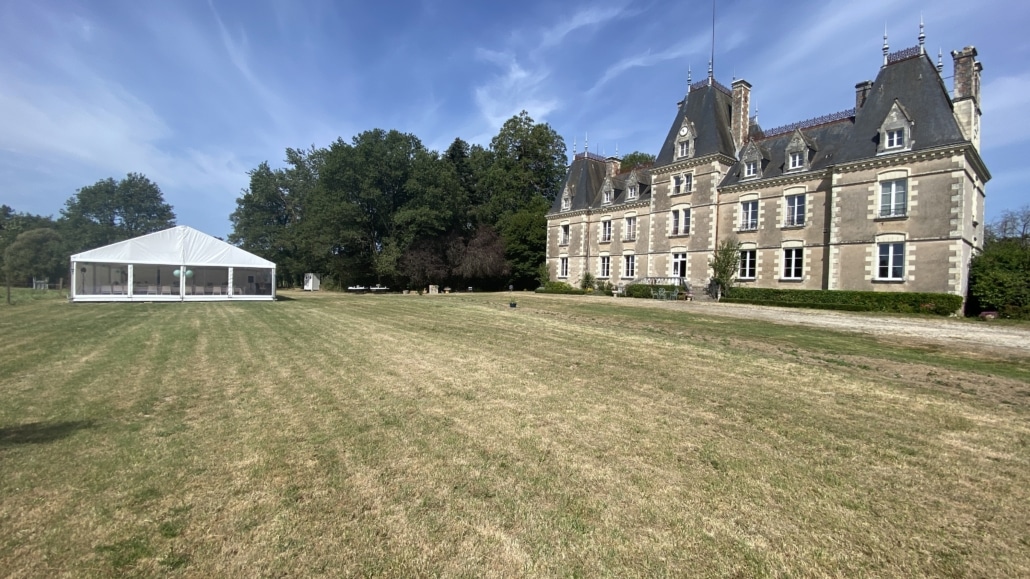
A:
0,290,1028,577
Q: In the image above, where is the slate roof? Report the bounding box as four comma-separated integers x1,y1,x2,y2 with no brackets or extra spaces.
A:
654,83,736,167
721,119,855,186
548,155,652,215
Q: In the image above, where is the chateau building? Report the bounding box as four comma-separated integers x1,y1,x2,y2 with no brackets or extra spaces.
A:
546,30,989,299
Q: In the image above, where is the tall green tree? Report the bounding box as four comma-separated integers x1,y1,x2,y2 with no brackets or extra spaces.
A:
709,238,741,301
0,206,56,282
59,173,175,252
969,206,1030,317
619,151,656,171
4,228,65,303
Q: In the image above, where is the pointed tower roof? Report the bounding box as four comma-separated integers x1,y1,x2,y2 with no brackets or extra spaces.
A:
654,83,736,167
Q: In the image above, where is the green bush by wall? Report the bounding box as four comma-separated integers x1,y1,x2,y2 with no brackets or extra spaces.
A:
723,287,962,316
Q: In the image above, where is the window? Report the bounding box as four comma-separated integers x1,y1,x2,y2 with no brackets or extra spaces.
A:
673,175,682,195
601,220,612,242
674,173,693,194
559,257,569,278
683,173,693,193
561,196,570,211
880,179,907,217
678,141,689,158
785,194,805,227
789,151,804,170
599,256,611,278
740,200,758,231
603,189,612,204
624,216,637,240
783,248,803,279
878,243,905,280
886,128,905,149
739,250,756,279
671,208,691,236
744,160,758,177
627,185,638,200
623,255,636,278
672,253,687,277
559,224,570,245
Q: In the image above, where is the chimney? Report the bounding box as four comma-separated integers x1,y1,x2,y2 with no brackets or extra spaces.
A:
951,46,982,151
952,46,981,106
605,156,622,177
731,79,752,155
855,81,873,110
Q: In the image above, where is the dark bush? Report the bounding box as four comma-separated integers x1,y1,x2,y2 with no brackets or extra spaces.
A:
723,287,962,316
624,284,680,299
536,281,586,295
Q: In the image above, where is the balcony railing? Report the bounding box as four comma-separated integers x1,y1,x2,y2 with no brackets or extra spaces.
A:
783,215,805,227
739,220,758,231
879,207,908,218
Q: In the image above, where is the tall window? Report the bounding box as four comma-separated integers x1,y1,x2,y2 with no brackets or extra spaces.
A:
673,175,682,195
560,224,570,245
739,250,756,279
672,253,687,277
683,173,693,193
741,200,758,230
878,243,905,280
561,196,570,210
670,208,691,235
789,151,804,170
678,141,689,158
880,179,907,217
783,248,803,279
627,185,638,200
623,255,636,278
601,220,612,242
559,257,569,278
744,160,758,177
624,216,637,240
603,189,612,204
785,194,805,227
886,128,905,149
599,256,611,278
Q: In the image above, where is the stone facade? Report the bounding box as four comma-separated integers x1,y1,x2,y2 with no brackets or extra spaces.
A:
547,37,989,300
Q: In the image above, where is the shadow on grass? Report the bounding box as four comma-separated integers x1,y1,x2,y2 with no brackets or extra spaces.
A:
0,420,96,447
274,294,297,301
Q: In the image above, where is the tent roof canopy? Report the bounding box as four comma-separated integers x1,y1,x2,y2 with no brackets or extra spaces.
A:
71,226,275,268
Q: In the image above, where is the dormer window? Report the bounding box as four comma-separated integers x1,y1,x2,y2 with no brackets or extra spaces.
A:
561,195,570,211
744,161,758,177
603,189,612,204
784,130,813,173
789,151,804,170
878,100,914,155
678,141,689,158
627,185,638,200
886,129,905,149
676,122,696,159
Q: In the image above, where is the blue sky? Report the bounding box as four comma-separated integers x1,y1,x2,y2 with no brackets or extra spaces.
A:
2,0,1027,238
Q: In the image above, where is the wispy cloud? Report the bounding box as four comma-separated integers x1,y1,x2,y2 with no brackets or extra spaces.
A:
587,39,706,95
472,49,559,129
539,4,626,50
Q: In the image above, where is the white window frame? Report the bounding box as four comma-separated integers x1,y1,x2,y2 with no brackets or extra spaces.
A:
739,249,756,279
673,175,682,195
744,160,758,178
782,248,803,280
600,220,612,243
627,185,638,200
678,141,689,158
886,128,905,149
880,179,908,218
624,216,637,241
740,200,758,231
559,257,569,278
559,224,570,245
623,254,636,278
671,252,687,277
561,196,570,211
785,194,805,227
683,173,693,193
789,151,804,170
877,242,905,280
603,190,612,204
599,255,611,278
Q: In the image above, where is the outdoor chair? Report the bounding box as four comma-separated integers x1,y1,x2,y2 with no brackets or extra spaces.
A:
147,285,157,295
161,285,172,295
100,285,112,295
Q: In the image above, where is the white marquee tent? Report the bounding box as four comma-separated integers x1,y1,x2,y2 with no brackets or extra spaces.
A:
70,226,276,302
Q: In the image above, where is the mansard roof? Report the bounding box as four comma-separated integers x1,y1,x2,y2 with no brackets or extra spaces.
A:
654,82,736,167
721,118,854,186
836,51,965,163
548,154,652,215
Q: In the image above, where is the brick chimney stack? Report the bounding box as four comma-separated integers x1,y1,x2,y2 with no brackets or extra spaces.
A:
731,79,752,156
605,156,622,177
855,81,873,110
951,46,982,151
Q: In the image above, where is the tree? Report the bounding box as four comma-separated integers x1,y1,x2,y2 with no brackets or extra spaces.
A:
4,228,65,303
709,238,741,301
620,151,656,171
0,206,56,288
970,205,1030,317
60,173,175,252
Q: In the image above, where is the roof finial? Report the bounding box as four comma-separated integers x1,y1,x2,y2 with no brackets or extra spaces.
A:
937,47,944,72
709,0,716,82
572,136,577,155
615,143,619,157
918,15,925,54
883,25,889,66
584,133,589,154
687,65,692,90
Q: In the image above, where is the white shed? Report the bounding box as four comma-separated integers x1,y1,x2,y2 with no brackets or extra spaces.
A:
303,273,321,291
69,226,276,302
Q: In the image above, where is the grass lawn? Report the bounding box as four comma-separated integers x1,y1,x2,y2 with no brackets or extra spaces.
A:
1,289,1028,577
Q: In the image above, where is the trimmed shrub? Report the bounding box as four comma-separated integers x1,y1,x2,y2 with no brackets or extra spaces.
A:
624,284,680,299
535,281,587,295
723,287,962,316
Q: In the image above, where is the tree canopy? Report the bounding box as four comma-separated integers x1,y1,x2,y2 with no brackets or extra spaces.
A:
619,151,656,171
969,206,1030,318
60,173,175,252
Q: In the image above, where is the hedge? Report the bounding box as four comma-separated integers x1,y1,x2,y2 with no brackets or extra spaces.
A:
623,284,681,299
723,287,962,316
535,281,587,295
